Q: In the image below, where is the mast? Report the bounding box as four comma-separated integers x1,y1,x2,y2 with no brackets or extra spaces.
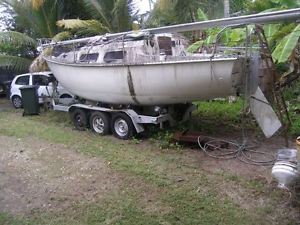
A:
40,8,300,47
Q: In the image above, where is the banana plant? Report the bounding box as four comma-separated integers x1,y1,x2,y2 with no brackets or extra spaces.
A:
272,24,300,63
187,0,300,65
248,0,300,64
186,8,247,53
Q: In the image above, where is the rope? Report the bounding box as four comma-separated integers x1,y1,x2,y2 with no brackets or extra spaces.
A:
197,137,276,166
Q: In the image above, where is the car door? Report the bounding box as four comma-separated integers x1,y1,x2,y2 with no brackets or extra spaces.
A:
32,74,53,101
11,75,30,98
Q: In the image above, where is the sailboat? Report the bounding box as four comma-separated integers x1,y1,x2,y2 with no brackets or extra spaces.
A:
45,32,244,105
40,8,300,138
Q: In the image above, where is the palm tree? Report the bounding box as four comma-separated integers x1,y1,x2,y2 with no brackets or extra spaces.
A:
0,0,90,38
57,0,135,36
0,0,136,72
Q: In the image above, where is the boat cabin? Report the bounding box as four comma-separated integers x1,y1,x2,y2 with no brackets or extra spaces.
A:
52,33,186,65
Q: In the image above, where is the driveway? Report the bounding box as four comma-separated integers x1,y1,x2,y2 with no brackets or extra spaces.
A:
0,98,13,111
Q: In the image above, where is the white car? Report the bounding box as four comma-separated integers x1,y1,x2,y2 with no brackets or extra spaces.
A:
10,71,73,108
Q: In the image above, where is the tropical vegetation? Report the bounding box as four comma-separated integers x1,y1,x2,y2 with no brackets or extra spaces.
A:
0,0,299,74
0,31,36,74
146,0,250,27
0,0,136,74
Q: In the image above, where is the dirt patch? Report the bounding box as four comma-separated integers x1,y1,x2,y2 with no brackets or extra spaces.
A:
180,132,293,178
0,136,121,215
170,132,300,220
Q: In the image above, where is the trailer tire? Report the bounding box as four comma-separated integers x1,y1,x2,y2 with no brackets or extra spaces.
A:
72,108,87,131
111,113,134,140
90,111,110,135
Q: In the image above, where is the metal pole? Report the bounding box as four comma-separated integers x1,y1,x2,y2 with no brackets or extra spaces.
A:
41,8,300,47
144,8,300,34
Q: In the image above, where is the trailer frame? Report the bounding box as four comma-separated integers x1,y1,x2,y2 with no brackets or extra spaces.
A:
52,99,195,139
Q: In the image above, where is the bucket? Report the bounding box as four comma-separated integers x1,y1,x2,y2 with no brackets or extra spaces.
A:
276,149,297,163
272,149,299,188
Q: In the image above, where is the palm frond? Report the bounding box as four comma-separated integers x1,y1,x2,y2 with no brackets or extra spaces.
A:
3,0,61,38
112,0,131,32
56,19,109,34
83,0,112,31
0,54,32,73
0,31,36,47
52,31,72,42
30,0,45,9
73,28,101,37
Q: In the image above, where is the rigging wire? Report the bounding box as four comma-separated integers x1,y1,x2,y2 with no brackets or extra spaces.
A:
198,25,276,166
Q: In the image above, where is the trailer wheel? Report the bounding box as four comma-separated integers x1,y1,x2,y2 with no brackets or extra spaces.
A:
90,111,110,135
72,108,87,131
111,113,134,140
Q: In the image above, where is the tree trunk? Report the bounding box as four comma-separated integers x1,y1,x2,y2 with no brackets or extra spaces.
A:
224,0,230,18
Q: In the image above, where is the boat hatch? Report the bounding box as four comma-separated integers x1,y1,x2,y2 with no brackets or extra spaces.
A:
158,36,172,55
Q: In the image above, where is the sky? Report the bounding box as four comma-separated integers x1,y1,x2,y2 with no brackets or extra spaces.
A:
134,0,156,14
0,6,11,31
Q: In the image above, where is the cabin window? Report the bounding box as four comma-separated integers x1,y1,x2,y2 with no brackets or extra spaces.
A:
158,36,172,56
79,53,99,62
103,51,126,63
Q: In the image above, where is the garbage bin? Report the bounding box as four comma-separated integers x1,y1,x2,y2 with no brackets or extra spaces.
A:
19,85,39,116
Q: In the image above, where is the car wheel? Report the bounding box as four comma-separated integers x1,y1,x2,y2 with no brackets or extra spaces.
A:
12,96,22,108
111,113,135,140
90,111,110,135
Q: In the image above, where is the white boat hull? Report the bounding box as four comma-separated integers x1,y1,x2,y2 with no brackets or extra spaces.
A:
46,58,243,105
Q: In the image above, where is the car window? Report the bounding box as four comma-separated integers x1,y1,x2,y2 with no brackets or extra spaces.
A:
15,76,29,85
32,75,49,86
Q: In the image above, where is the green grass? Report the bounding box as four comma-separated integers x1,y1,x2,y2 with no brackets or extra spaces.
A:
194,96,300,136
191,98,256,134
0,109,298,225
0,213,31,225
283,80,300,136
195,99,244,123
286,102,300,136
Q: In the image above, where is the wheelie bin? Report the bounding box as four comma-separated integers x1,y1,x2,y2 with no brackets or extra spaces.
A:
19,85,39,115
